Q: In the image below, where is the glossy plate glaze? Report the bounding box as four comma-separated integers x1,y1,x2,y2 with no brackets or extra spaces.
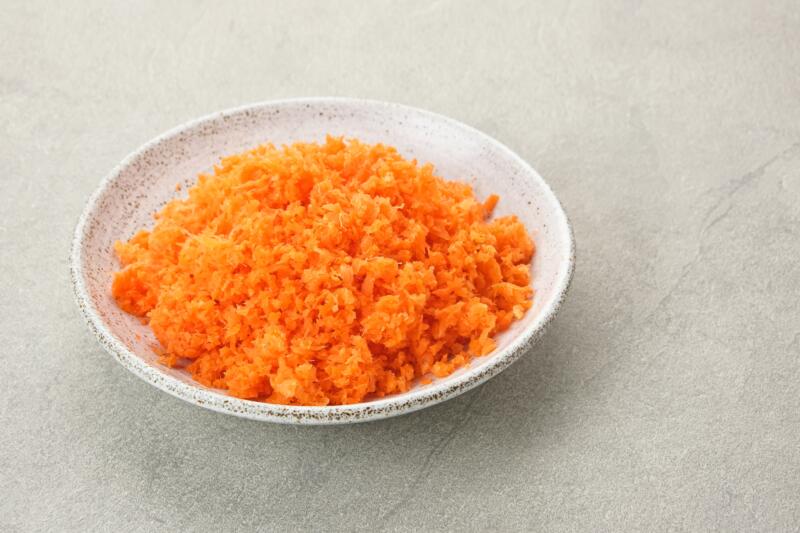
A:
71,98,575,424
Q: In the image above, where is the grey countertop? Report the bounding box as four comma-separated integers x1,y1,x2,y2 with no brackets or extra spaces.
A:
2,1,800,531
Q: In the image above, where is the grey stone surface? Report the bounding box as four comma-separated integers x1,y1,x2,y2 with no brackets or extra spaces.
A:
2,0,799,530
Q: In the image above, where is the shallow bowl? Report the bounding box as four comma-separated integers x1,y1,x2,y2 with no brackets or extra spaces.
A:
71,98,575,424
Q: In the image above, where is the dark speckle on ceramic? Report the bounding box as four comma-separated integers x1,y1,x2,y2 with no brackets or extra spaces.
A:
70,98,575,425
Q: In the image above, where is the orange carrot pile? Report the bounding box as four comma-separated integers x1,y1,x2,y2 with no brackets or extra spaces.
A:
112,137,534,405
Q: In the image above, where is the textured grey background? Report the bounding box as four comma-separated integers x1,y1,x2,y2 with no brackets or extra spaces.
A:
2,0,800,531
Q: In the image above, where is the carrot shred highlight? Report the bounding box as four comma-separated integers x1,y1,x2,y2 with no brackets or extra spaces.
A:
112,137,535,405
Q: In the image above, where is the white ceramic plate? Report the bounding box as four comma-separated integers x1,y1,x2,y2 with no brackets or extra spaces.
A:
71,98,574,424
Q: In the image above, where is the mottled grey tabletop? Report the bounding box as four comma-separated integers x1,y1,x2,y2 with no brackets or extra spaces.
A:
2,1,799,531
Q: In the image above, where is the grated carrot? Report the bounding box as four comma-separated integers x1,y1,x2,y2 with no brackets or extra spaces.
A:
112,137,534,405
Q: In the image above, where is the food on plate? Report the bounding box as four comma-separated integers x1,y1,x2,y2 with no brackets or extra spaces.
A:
112,137,534,405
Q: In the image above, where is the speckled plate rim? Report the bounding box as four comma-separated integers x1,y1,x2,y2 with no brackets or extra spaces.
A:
71,97,575,425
